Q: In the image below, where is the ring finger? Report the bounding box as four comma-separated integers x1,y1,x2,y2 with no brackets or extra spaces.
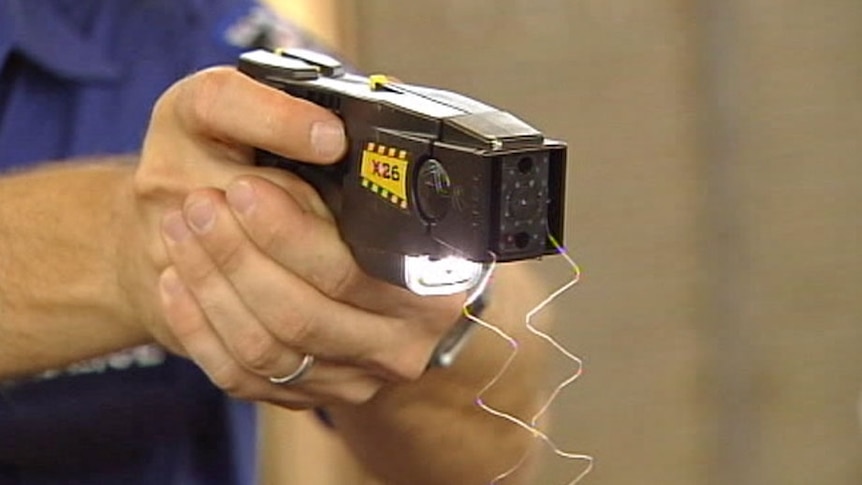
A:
161,209,306,379
159,265,383,406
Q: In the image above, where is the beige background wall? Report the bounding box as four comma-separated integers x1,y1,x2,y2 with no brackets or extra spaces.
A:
269,1,862,484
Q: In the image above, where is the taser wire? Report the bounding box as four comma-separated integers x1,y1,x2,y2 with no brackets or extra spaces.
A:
467,234,593,484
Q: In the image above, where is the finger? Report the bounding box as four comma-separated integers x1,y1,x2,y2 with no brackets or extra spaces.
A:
161,208,313,380
158,265,313,407
225,177,358,298
227,176,465,319
225,176,465,345
159,266,383,406
163,67,347,164
280,362,385,406
223,177,467,377
174,188,433,382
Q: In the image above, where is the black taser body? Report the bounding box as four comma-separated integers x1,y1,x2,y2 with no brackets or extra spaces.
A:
238,48,567,296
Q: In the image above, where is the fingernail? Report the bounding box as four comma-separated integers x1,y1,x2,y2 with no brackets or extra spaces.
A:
227,180,256,215
162,210,191,243
186,198,215,234
310,120,346,160
159,267,185,297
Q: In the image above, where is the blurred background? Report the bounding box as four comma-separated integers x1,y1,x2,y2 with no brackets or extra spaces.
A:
267,1,862,483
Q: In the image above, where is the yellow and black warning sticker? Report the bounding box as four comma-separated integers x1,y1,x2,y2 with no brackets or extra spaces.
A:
360,142,409,210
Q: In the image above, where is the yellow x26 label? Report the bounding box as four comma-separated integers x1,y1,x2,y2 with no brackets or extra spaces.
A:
360,142,409,210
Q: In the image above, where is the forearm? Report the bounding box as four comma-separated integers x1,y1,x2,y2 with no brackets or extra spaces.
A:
329,263,551,485
0,158,153,379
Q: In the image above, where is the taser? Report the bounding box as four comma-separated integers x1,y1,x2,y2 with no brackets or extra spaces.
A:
238,48,567,297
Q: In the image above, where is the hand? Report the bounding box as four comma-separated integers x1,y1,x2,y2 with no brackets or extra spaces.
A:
126,67,464,408
124,66,344,337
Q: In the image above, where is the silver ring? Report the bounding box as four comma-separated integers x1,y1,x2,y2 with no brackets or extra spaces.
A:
268,354,315,385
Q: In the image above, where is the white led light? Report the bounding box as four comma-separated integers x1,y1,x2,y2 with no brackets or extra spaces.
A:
403,255,485,296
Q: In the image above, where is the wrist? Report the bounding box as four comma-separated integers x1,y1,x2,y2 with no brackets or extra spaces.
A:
116,159,173,343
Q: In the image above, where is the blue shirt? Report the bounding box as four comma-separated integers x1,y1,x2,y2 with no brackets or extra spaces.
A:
0,1,317,483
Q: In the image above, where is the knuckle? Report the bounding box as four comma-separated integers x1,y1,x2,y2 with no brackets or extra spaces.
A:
271,308,314,348
255,228,281,258
183,260,221,290
209,232,248,277
293,181,327,214
131,167,160,201
258,210,309,257
148,84,177,128
245,188,310,257
263,170,320,213
264,94,304,134
320,254,359,299
206,361,248,397
232,332,283,374
180,68,234,132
